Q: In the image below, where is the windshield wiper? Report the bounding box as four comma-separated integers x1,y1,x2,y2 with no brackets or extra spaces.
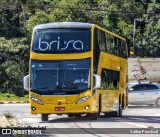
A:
30,87,55,94
62,87,79,91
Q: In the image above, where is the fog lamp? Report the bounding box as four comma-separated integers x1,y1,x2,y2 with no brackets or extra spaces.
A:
31,107,36,111
85,105,89,110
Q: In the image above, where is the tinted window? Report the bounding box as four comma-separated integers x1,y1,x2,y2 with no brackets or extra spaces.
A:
94,28,127,58
131,84,159,91
101,69,120,90
93,29,100,74
33,29,91,53
30,58,91,95
132,85,145,91
145,85,159,90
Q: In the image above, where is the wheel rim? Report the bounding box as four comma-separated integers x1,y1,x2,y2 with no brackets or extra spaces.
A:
157,98,160,105
115,102,120,116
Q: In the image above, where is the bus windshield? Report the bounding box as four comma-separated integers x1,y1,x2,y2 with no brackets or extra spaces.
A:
30,58,90,95
33,29,91,53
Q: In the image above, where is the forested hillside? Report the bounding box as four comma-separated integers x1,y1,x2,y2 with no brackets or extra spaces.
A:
0,0,160,95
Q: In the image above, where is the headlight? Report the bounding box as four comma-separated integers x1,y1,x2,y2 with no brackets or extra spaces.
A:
31,94,44,105
76,96,90,104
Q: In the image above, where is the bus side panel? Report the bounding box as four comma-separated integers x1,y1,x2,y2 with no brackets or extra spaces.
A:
97,52,128,112
120,58,128,109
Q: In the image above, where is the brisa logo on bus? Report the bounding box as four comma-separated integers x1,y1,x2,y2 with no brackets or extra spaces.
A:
39,37,84,51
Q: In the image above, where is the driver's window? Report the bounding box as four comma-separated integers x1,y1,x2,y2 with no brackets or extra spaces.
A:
74,70,88,83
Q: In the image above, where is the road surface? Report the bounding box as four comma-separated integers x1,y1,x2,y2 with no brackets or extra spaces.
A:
0,104,160,137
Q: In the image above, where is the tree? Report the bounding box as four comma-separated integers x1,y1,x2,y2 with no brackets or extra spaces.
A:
0,37,29,95
135,0,160,57
0,0,160,96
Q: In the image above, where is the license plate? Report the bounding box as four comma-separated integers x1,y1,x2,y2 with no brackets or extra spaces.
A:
55,107,65,111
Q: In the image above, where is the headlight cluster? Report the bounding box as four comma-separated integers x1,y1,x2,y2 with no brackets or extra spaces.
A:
31,94,44,105
76,96,90,104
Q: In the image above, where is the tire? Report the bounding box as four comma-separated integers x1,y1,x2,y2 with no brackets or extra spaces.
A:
41,114,48,121
89,113,98,120
104,112,112,117
155,97,160,107
89,104,100,120
75,114,81,118
89,97,101,120
67,114,74,117
112,101,122,117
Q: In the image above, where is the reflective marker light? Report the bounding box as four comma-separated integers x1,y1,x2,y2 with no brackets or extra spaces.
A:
76,96,90,104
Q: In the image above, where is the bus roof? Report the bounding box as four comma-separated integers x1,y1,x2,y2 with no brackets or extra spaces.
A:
33,22,93,31
33,22,126,41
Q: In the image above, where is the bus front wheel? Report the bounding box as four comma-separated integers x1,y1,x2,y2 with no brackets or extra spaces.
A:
89,113,98,120
89,97,101,120
41,114,48,121
67,114,74,117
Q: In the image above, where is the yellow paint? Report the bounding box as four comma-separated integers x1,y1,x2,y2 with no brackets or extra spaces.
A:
29,23,128,115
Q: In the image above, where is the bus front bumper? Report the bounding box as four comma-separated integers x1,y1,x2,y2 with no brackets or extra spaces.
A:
30,100,97,114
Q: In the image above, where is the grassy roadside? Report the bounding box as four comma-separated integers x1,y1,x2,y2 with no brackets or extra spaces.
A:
0,93,29,101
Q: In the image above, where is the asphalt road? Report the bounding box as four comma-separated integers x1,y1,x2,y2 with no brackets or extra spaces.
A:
0,104,160,137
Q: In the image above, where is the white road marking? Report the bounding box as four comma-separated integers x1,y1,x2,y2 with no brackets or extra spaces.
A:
129,117,146,121
115,118,149,128
122,121,147,128
22,118,39,123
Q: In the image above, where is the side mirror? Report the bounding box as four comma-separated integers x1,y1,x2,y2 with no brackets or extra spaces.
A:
93,74,101,90
23,75,29,91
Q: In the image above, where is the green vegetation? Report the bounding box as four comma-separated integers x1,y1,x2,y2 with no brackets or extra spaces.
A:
0,93,29,101
102,82,119,90
0,0,159,97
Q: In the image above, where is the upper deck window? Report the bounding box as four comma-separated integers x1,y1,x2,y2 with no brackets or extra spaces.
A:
33,28,91,53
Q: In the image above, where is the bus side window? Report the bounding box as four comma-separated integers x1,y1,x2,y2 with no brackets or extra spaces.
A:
118,39,122,57
101,31,106,52
105,33,110,53
94,28,100,73
98,30,106,52
114,37,118,55
122,41,127,58
97,29,101,49
101,69,120,90
110,36,115,55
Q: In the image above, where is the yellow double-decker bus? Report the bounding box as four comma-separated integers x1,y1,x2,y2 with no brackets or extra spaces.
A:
23,22,128,121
